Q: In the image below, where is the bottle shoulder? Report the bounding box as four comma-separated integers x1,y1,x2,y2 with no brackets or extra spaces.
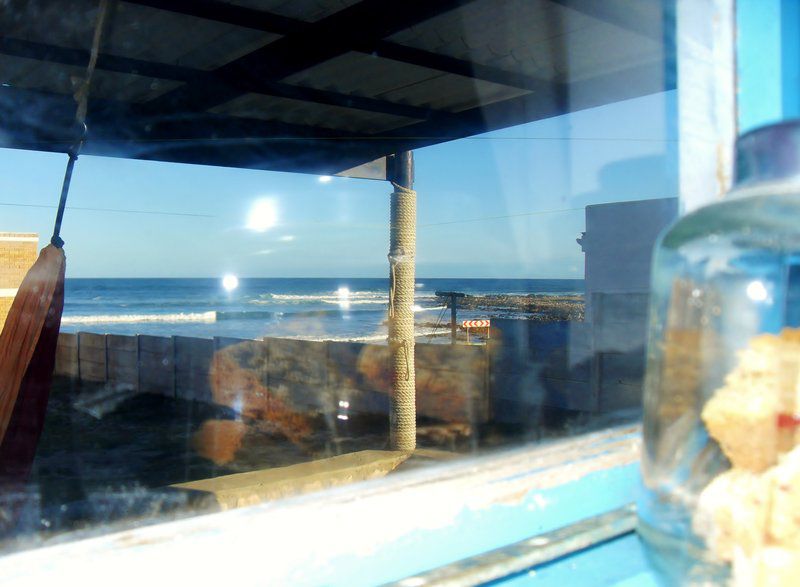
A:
659,192,800,251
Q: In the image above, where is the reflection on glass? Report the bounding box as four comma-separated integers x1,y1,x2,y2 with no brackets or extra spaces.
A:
746,280,769,302
0,0,678,554
222,274,239,292
246,198,278,233
337,286,351,310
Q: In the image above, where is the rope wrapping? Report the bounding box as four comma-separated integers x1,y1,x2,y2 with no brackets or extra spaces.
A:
388,182,417,451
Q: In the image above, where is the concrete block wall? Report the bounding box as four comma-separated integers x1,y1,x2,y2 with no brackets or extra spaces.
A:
0,233,38,331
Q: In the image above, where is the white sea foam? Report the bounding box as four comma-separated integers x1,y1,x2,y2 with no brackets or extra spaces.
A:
415,305,446,313
321,299,387,305
254,290,439,306
61,311,217,325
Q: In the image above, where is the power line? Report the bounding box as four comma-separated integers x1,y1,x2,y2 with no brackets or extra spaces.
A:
419,207,585,228
0,201,214,218
419,194,678,228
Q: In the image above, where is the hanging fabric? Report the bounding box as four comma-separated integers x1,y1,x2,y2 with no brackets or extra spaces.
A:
0,0,112,482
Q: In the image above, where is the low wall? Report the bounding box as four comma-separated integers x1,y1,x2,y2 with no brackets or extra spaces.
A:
54,315,646,428
489,320,593,423
590,292,648,412
489,300,647,424
54,333,490,424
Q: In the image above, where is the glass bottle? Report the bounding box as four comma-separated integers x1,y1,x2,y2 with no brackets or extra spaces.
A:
639,120,800,585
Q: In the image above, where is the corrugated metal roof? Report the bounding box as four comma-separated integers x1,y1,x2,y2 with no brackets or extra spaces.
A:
284,52,531,114
211,92,417,134
0,0,673,176
227,0,365,24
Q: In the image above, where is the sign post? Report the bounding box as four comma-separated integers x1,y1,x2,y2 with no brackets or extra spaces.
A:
462,319,491,344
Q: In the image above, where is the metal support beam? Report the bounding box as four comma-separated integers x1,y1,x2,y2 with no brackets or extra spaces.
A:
387,151,416,451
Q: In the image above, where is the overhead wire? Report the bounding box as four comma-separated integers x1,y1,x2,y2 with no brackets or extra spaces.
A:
419,207,585,228
0,201,214,218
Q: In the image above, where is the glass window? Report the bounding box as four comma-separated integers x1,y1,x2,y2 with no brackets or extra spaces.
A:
0,0,682,552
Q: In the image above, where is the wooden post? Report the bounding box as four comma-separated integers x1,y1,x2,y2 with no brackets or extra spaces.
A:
388,151,416,451
450,295,458,343
435,291,466,344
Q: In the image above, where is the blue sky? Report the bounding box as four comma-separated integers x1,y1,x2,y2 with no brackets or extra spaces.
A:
0,91,677,279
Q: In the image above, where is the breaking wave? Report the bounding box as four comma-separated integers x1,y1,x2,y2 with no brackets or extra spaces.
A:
254,290,439,306
61,311,219,325
61,304,444,325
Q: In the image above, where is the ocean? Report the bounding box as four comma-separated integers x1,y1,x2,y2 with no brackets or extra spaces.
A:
60,278,584,341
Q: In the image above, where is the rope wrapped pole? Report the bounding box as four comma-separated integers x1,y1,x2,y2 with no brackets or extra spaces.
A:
388,152,416,451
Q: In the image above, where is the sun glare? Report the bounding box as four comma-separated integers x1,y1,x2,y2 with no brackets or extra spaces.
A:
337,286,351,310
222,274,239,292
746,280,768,302
246,198,278,232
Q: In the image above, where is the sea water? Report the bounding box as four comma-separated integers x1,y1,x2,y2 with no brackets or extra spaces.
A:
60,277,583,341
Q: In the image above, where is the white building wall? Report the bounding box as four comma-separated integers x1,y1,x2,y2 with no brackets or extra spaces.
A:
579,197,679,322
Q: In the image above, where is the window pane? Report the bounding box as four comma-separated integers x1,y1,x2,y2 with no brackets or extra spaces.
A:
0,0,679,549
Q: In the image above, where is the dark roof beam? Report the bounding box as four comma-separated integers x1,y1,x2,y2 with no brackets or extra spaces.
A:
362,41,559,95
141,0,479,115
0,85,380,174
0,85,363,151
0,37,451,123
121,0,303,34
124,0,555,94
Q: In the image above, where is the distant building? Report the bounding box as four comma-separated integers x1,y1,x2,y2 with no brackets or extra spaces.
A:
0,233,39,331
578,198,679,411
578,197,679,324
491,198,680,423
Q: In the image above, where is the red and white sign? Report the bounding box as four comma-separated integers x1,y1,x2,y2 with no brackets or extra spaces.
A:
462,320,490,328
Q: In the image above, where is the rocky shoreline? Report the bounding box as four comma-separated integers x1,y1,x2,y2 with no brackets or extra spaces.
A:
433,293,584,323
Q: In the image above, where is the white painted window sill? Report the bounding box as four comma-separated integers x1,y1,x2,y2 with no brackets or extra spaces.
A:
0,425,640,586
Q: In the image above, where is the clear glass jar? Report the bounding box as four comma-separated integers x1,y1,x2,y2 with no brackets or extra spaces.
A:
640,121,800,586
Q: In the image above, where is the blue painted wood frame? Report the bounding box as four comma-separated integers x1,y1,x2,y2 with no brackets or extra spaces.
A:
738,0,800,133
